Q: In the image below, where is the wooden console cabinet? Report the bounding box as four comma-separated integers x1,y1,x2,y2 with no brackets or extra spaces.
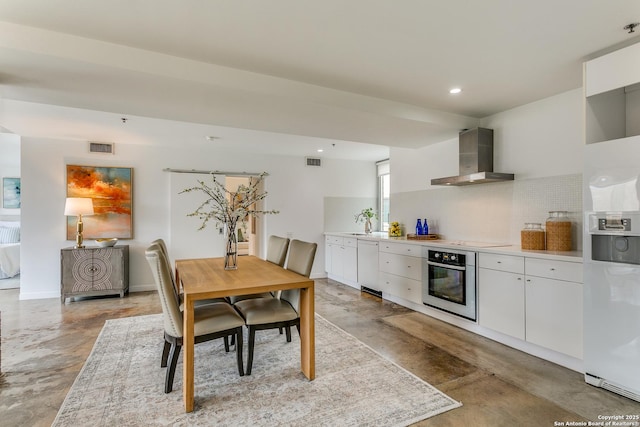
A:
61,245,129,303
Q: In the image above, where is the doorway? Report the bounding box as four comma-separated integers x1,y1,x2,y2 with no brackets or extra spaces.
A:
225,176,258,257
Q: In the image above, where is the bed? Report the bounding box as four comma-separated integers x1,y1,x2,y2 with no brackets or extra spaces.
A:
0,221,20,279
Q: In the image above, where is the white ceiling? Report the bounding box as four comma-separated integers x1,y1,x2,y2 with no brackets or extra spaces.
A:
1,0,639,160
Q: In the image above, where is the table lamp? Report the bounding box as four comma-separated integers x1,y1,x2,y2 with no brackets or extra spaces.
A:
64,197,94,248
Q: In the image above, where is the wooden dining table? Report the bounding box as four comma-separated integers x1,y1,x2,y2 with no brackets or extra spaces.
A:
175,255,315,412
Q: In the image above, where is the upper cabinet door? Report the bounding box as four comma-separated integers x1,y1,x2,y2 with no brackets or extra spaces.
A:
585,42,640,97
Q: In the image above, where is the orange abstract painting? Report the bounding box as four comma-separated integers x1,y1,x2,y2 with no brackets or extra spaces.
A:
66,165,133,239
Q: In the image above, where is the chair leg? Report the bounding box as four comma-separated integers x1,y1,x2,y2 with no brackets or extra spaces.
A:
285,323,300,342
279,327,283,335
246,326,256,376
235,327,244,376
230,334,236,347
165,342,182,393
223,336,230,352
161,340,171,367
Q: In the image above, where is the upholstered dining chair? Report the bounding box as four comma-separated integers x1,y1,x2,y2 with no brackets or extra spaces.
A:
265,235,290,267
228,235,290,304
234,239,317,375
145,245,246,393
151,238,228,308
149,240,232,370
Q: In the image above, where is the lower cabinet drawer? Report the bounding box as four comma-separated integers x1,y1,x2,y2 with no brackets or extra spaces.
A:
525,258,583,283
325,235,343,245
344,237,358,248
479,252,524,274
379,242,422,257
379,251,421,280
379,271,422,304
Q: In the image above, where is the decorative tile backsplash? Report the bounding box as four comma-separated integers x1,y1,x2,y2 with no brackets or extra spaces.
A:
510,174,582,250
393,173,583,250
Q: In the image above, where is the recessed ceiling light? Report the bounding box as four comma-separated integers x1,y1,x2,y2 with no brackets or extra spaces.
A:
449,88,462,94
317,149,324,153
205,136,220,141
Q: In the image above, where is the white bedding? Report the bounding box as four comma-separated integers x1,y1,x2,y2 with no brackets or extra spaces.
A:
0,243,20,278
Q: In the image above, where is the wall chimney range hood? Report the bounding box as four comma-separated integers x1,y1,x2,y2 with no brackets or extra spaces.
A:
430,127,514,186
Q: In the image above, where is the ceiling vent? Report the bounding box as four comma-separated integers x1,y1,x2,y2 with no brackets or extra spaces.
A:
89,142,115,154
305,157,322,167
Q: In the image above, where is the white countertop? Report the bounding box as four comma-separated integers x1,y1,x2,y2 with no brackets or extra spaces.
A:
324,231,583,262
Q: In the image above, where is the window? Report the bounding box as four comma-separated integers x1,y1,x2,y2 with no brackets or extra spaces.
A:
377,160,390,231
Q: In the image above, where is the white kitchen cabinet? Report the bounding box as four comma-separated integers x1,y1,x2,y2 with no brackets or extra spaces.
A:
585,42,640,144
357,240,379,291
525,259,583,359
378,241,422,304
585,42,640,98
343,239,358,285
325,235,358,289
478,251,583,358
324,235,340,273
478,254,525,340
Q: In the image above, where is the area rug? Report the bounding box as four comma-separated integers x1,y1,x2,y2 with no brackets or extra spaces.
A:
53,313,461,426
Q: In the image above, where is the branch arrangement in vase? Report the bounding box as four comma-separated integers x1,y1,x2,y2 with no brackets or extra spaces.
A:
180,172,279,232
180,172,279,269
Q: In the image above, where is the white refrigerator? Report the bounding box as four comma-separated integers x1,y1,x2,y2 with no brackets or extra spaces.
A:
583,136,640,402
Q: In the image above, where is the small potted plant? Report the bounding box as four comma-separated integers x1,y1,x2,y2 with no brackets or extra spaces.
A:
355,208,378,234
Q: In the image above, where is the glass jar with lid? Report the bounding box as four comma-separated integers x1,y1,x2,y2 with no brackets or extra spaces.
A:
546,211,571,251
521,223,545,250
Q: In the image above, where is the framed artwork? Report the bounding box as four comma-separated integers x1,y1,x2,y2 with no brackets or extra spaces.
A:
66,165,133,240
2,177,21,209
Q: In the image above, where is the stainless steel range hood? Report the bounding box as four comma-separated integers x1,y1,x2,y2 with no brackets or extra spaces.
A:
430,127,514,186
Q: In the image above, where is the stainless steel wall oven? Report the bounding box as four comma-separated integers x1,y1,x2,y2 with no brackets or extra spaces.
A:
422,247,477,321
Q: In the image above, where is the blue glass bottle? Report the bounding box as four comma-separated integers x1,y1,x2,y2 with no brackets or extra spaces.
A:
423,219,429,236
416,219,423,236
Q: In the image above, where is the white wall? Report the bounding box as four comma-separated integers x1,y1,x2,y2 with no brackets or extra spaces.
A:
480,88,584,179
390,88,584,245
18,136,376,300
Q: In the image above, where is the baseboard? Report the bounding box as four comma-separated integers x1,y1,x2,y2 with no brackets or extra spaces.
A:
19,290,60,300
129,283,156,293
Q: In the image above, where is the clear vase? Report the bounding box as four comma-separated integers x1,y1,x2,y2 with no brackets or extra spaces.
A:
365,218,372,234
225,224,238,270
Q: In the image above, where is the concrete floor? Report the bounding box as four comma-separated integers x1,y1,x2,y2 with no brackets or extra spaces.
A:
1,278,639,426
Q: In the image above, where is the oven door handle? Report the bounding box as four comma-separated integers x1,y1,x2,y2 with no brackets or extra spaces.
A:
426,260,466,271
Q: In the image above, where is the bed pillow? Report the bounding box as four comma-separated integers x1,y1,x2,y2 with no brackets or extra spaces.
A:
0,226,20,243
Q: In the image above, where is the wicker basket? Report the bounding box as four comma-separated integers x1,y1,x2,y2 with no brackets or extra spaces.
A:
546,221,572,251
521,230,545,250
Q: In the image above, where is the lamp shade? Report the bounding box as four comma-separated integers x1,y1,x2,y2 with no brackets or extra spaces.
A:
64,197,94,216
